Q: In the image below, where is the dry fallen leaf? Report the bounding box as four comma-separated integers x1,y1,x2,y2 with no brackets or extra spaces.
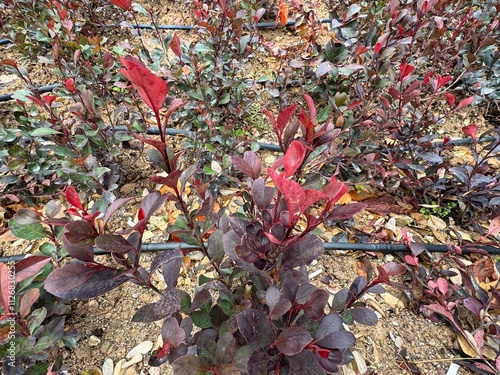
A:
457,331,480,358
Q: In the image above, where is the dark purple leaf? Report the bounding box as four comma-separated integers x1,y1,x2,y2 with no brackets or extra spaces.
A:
303,289,329,320
150,246,183,289
271,298,292,318
330,289,349,312
251,178,274,211
172,355,204,375
316,329,355,349
274,327,312,356
64,220,97,244
350,307,378,326
366,284,385,294
236,309,272,343
190,289,212,313
314,349,343,373
179,165,197,193
216,332,237,365
14,256,51,283
326,203,367,221
349,276,367,296
282,118,300,150
296,283,319,304
162,316,185,346
282,234,324,270
463,297,483,317
197,329,217,367
154,288,180,318
315,314,343,340
63,227,95,262
232,151,261,180
247,348,270,375
95,234,136,254
316,61,332,78
288,350,326,374
139,191,168,220
103,197,134,228
44,263,128,299
131,303,169,322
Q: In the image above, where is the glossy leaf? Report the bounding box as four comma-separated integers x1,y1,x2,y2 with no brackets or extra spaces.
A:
15,256,51,283
273,327,312,356
95,234,136,254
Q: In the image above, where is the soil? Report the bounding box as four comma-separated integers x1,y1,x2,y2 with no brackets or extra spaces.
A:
1,1,498,375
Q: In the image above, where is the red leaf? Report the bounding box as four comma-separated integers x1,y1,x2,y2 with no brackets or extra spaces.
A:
283,140,306,177
399,63,414,80
437,75,453,89
405,255,419,266
322,177,348,204
15,256,51,283
456,96,474,110
0,263,11,313
304,94,316,122
120,55,168,118
65,186,83,210
445,93,455,107
268,168,304,217
64,78,76,92
374,42,382,55
111,0,132,11
43,94,57,107
20,288,40,319
170,34,182,58
276,104,298,133
462,124,477,141
301,189,327,214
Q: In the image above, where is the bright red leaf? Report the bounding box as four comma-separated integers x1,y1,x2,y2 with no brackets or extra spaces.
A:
120,55,168,119
170,34,182,58
111,0,132,11
456,96,475,110
462,124,477,142
65,186,83,210
283,140,306,177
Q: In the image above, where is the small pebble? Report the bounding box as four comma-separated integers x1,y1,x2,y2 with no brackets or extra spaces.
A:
308,269,323,279
88,335,101,347
392,321,399,327
148,368,161,375
122,354,142,368
127,341,153,358
102,358,113,375
87,300,99,310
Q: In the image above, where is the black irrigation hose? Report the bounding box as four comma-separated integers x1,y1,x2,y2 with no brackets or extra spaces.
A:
113,126,282,152
0,84,59,103
0,39,11,45
1,241,499,263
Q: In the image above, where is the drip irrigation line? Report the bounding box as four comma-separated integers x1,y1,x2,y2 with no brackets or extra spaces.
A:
0,84,59,103
1,241,499,263
0,39,11,45
113,125,282,152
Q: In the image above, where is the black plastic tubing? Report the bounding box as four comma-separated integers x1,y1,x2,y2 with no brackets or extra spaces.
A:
1,241,499,263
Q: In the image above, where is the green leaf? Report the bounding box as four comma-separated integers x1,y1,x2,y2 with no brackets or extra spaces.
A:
30,128,61,136
9,219,46,240
53,146,74,157
191,310,212,329
219,93,230,105
39,242,57,257
189,90,205,101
